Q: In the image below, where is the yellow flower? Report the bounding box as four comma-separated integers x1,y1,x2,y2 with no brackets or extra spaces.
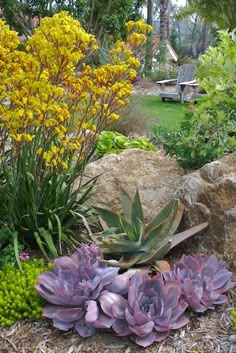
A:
37,148,43,155
22,133,34,142
126,21,135,32
110,113,119,121
61,161,68,170
51,146,60,154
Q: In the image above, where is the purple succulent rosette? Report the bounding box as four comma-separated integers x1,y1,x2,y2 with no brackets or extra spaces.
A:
90,271,189,347
163,255,235,312
36,244,119,337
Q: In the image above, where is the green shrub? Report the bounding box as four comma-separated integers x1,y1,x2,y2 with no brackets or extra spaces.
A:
149,62,178,82
96,131,156,156
0,259,52,327
151,30,236,169
151,101,236,169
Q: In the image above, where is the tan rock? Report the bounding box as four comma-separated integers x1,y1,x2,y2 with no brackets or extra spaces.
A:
176,153,236,270
82,149,185,222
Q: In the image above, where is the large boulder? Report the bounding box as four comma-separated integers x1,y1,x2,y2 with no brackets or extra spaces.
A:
176,153,236,270
82,149,185,222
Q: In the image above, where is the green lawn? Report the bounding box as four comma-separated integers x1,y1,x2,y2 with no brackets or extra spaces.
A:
136,95,189,132
116,94,191,135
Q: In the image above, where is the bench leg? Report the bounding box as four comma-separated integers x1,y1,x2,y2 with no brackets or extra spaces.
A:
180,86,185,103
161,97,166,102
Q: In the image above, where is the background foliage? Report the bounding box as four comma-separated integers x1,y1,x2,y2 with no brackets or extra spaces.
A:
151,30,236,169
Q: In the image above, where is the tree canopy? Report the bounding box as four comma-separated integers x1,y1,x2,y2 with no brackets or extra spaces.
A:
0,0,145,40
178,0,236,31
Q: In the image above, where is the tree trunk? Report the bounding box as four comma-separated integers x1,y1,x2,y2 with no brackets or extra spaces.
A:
159,0,169,43
144,0,153,74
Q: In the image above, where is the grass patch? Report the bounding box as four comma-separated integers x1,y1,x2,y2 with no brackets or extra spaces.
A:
115,95,189,136
137,95,189,132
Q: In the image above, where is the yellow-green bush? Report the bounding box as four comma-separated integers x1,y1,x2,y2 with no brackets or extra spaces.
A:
0,259,52,327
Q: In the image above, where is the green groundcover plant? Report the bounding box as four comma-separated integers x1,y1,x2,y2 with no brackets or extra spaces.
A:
0,13,151,259
151,30,236,169
0,258,52,327
96,131,156,156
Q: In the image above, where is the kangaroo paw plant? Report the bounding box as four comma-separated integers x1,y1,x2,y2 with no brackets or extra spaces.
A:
94,189,208,269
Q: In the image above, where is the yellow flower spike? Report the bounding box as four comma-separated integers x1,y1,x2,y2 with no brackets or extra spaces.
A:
61,161,68,170
110,113,119,121
51,159,58,167
126,21,135,32
51,146,60,155
22,134,34,142
36,148,43,156
82,122,89,130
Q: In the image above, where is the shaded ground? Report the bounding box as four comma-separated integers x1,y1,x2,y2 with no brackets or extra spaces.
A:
1,291,236,353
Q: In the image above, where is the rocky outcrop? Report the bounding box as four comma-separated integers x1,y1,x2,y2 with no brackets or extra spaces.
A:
82,149,185,222
82,149,236,270
176,153,236,270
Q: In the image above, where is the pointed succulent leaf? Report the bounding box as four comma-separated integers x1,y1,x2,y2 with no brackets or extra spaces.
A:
165,201,185,238
102,252,145,268
98,215,109,231
147,200,183,242
136,240,172,265
145,199,178,234
131,189,144,236
94,206,130,230
170,222,208,250
121,188,133,222
101,228,126,237
100,238,142,254
141,200,179,248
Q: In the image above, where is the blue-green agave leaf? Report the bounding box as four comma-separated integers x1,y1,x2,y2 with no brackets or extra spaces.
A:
120,188,132,222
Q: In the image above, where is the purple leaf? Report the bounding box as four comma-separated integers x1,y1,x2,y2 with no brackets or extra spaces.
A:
99,291,125,317
85,300,99,323
91,313,114,329
112,319,131,336
130,321,154,337
131,331,157,347
74,319,96,337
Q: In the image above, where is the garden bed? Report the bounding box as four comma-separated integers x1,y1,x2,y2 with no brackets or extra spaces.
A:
1,291,235,353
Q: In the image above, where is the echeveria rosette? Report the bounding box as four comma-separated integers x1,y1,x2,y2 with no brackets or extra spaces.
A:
85,270,136,331
91,271,189,347
35,244,119,337
163,255,235,313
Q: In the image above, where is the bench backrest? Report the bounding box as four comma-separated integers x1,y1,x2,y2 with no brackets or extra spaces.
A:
176,64,196,92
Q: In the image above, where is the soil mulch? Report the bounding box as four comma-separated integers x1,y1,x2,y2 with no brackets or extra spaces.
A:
1,290,236,353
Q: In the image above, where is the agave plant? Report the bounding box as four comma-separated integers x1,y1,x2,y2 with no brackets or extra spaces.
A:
163,255,235,312
35,244,120,337
89,271,189,347
94,189,208,269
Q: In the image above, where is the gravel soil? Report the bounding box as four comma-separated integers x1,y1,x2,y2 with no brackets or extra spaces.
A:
0,291,236,353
